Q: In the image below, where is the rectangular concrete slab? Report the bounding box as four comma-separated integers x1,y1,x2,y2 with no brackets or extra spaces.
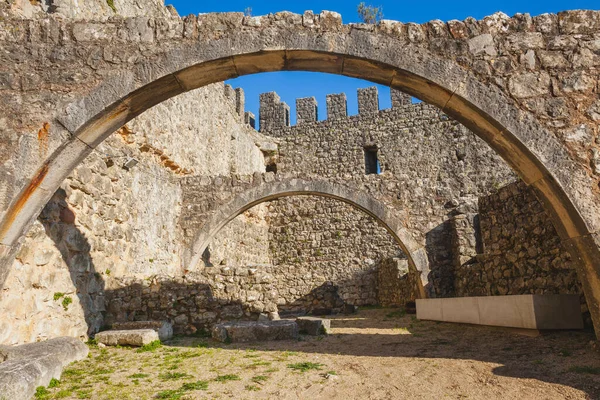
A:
416,294,583,330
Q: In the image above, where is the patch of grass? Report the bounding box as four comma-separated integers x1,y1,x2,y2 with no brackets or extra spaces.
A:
559,349,572,357
251,375,269,383
180,380,209,391
359,305,383,310
90,368,114,375
34,387,50,399
128,373,149,379
215,374,241,383
76,389,92,399
385,309,406,319
136,340,162,353
245,384,260,391
62,368,86,378
86,338,97,347
62,296,72,311
159,372,191,381
247,360,272,369
155,390,184,400
53,292,64,301
569,365,600,374
197,341,209,348
106,0,117,13
55,390,71,399
287,362,324,372
48,378,60,388
164,351,201,361
326,370,337,375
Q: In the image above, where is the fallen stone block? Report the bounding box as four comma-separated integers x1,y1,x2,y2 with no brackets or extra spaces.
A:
95,329,159,347
212,320,299,343
111,321,173,341
296,316,331,335
0,337,89,400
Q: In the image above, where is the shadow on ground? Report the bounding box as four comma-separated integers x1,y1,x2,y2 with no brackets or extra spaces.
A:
168,308,600,398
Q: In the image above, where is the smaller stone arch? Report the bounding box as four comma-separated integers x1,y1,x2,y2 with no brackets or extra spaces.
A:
186,179,430,299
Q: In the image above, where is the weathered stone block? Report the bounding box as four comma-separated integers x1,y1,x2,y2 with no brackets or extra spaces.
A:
296,316,331,335
0,337,88,400
212,320,299,343
95,329,159,347
111,321,173,341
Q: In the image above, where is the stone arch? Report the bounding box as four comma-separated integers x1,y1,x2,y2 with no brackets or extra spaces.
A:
186,179,430,299
1,17,600,333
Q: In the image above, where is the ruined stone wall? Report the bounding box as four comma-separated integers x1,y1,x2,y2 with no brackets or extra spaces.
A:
259,88,516,297
3,0,172,20
0,83,268,345
377,257,419,308
266,196,403,307
454,181,585,311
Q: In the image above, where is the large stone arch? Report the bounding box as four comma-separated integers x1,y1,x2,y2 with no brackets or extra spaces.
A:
1,11,599,334
186,179,430,298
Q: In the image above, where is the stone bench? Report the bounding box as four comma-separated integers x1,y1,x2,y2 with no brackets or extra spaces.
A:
95,329,159,347
0,337,89,400
296,316,331,335
111,321,173,341
212,320,299,343
416,294,584,330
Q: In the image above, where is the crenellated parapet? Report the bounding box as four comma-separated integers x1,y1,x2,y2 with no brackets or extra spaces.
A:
259,92,291,132
296,97,318,125
258,87,418,129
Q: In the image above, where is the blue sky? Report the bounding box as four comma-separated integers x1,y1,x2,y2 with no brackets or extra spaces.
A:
168,0,599,126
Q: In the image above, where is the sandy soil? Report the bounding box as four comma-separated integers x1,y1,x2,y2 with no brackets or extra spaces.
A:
35,308,600,400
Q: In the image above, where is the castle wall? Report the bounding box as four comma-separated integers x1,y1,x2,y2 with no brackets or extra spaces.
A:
259,88,517,298
266,196,403,307
453,182,585,314
0,83,267,345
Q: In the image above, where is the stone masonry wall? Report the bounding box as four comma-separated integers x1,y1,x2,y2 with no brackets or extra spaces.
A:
454,181,585,314
266,196,404,307
259,88,517,297
377,258,420,308
0,83,268,345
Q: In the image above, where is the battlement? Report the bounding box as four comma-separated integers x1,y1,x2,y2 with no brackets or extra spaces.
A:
259,92,291,132
259,87,415,130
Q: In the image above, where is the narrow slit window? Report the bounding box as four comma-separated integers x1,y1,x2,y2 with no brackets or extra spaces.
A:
364,147,380,175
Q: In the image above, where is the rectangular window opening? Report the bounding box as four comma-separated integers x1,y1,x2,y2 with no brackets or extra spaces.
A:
364,147,381,175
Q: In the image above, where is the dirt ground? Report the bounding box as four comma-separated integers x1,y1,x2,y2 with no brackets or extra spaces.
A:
35,308,600,400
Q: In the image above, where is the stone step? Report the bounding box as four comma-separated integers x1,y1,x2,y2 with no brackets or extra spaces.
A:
296,316,331,335
212,320,298,343
111,321,173,341
95,329,159,347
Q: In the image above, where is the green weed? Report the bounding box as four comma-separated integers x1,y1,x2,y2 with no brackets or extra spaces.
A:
215,374,241,383
136,340,162,353
287,362,324,372
569,366,600,374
